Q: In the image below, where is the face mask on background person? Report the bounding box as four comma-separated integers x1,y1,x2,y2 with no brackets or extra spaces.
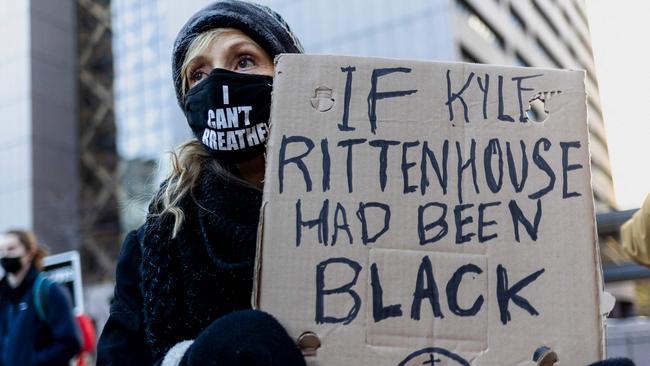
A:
0,256,23,274
184,68,273,163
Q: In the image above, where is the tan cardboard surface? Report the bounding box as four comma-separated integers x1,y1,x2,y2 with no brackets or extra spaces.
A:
255,54,603,365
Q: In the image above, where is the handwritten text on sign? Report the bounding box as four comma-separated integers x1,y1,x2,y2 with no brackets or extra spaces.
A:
273,65,583,327
260,54,601,365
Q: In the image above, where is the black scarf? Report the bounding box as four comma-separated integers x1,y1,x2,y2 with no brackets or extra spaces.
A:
140,168,262,357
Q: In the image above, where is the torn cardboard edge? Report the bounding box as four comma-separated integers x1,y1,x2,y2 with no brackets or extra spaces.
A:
252,200,266,310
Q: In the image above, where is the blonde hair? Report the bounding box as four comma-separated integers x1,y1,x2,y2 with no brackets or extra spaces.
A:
180,28,238,97
153,28,254,237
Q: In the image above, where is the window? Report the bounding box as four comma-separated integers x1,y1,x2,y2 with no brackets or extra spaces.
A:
515,52,530,67
561,7,572,28
460,45,482,63
509,4,526,32
532,0,560,38
535,36,562,68
566,43,577,58
588,97,604,120
588,72,599,90
456,0,505,50
577,31,594,59
572,0,589,28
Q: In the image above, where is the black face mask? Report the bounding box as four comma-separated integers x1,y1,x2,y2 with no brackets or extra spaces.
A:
1,256,23,274
184,68,273,163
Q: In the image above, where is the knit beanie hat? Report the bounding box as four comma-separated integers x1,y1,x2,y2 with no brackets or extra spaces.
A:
172,0,304,107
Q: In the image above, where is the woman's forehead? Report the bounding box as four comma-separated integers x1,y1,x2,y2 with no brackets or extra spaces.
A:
205,29,262,54
0,234,21,249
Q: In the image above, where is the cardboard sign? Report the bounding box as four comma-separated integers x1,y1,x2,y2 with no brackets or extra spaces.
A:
255,54,604,365
43,250,84,314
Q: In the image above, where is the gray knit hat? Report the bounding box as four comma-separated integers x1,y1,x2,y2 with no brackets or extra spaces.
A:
172,0,304,107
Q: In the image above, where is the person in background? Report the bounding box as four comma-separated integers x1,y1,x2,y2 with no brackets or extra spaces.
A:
621,193,650,266
0,229,81,366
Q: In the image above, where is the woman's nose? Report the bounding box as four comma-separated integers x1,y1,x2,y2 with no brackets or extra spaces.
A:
210,63,229,72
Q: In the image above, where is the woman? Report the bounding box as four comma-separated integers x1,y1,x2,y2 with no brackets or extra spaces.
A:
0,230,81,366
97,1,637,365
97,1,306,365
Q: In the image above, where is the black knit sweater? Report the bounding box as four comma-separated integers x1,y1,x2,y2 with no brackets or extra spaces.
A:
140,168,262,357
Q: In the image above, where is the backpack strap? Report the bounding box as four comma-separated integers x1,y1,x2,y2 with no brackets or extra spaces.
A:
33,273,52,322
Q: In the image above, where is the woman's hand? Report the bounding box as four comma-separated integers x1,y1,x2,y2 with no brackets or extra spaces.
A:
171,310,306,366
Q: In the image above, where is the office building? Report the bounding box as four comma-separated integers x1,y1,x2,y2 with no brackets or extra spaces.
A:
450,0,615,212
111,0,615,226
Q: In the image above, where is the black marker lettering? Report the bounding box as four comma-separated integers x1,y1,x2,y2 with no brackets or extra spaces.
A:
446,70,475,123
454,203,475,244
402,141,420,194
508,199,542,242
446,264,484,316
338,139,367,193
279,135,315,193
295,199,329,247
512,74,543,122
369,139,400,192
420,140,449,196
356,202,391,245
529,138,555,199
321,138,331,192
560,141,583,199
506,141,528,193
484,138,503,193
496,264,545,325
339,66,357,131
478,201,501,243
371,263,403,322
418,202,448,245
315,257,362,325
477,74,489,119
331,202,353,245
498,75,515,122
411,256,444,320
367,67,418,134
456,139,479,203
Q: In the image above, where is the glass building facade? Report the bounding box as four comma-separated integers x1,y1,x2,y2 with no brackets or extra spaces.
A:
113,0,183,160
111,0,615,233
111,0,190,231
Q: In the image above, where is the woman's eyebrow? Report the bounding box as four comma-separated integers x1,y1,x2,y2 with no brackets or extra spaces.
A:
186,55,208,71
228,39,264,52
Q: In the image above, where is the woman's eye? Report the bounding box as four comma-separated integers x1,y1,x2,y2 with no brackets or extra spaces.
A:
236,56,255,70
190,70,207,83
